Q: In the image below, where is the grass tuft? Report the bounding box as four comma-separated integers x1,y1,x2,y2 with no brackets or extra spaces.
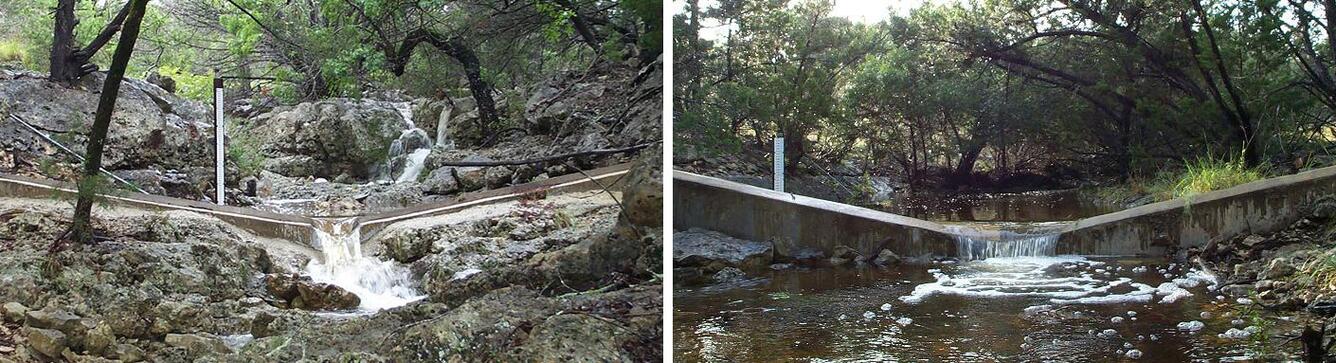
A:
1168,157,1264,200
0,39,28,64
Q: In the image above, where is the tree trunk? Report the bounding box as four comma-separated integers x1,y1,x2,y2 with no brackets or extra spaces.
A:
49,0,80,84
390,30,500,132
71,0,149,245
446,44,500,133
782,129,805,175
955,141,986,180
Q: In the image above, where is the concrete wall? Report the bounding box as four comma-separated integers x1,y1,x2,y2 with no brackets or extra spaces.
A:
677,165,1336,259
674,172,956,259
0,173,316,243
1059,165,1336,256
356,163,633,239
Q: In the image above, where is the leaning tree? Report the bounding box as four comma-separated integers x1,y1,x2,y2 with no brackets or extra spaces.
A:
69,0,151,245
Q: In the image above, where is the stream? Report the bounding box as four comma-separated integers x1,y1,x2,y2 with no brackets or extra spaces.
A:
675,191,1297,362
251,102,432,313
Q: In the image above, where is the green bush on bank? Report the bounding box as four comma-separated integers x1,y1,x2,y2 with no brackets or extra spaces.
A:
1091,156,1265,206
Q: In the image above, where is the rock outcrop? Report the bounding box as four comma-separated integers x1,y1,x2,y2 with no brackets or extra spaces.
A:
236,98,407,181
0,69,213,186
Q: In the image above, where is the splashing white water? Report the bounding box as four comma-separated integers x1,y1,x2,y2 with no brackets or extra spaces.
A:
395,148,431,183
386,101,433,184
945,224,1062,260
306,217,424,311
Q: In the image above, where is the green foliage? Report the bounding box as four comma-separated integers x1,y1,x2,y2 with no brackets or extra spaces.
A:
536,1,576,43
227,125,266,178
157,66,213,102
622,0,662,56
676,0,1334,187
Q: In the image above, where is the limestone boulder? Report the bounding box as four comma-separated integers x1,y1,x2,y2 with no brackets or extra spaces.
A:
239,98,407,180
673,228,774,271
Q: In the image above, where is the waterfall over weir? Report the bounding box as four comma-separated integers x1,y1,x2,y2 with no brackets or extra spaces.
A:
307,217,424,311
943,224,1061,260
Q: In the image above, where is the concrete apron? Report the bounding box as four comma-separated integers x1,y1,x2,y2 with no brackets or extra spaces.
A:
0,163,633,250
675,165,1336,259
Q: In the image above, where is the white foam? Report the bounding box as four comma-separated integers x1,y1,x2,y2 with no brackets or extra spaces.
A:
1177,321,1205,332
898,256,1159,305
1155,282,1192,304
1218,328,1251,339
306,218,426,311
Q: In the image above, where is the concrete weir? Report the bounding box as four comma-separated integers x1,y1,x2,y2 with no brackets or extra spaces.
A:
673,171,957,259
0,173,317,242
676,165,1336,258
0,162,633,249
1059,165,1336,256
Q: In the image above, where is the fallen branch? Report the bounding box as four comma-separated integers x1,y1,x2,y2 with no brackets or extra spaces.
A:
433,142,657,167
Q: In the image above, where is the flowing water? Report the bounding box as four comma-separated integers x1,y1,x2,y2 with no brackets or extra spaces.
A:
306,217,425,311
386,101,433,184
675,191,1297,361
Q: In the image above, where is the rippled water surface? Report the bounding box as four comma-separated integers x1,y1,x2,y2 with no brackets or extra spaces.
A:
674,257,1292,362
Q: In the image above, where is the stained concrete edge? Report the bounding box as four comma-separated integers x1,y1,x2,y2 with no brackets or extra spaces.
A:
674,171,957,259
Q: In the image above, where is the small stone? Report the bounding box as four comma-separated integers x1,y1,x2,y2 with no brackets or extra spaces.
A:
25,328,66,358
873,249,901,266
712,267,746,283
84,323,114,356
113,343,145,362
0,302,26,323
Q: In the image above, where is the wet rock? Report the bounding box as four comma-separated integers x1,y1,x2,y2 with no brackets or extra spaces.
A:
712,267,746,283
164,333,231,356
829,245,861,266
25,327,66,358
769,263,793,271
873,249,901,266
263,273,360,311
673,228,774,271
294,281,360,311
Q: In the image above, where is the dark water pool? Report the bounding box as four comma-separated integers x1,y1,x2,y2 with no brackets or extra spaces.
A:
674,257,1298,362
872,189,1117,222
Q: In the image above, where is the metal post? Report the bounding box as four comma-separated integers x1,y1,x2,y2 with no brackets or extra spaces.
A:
213,74,225,205
773,136,784,192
